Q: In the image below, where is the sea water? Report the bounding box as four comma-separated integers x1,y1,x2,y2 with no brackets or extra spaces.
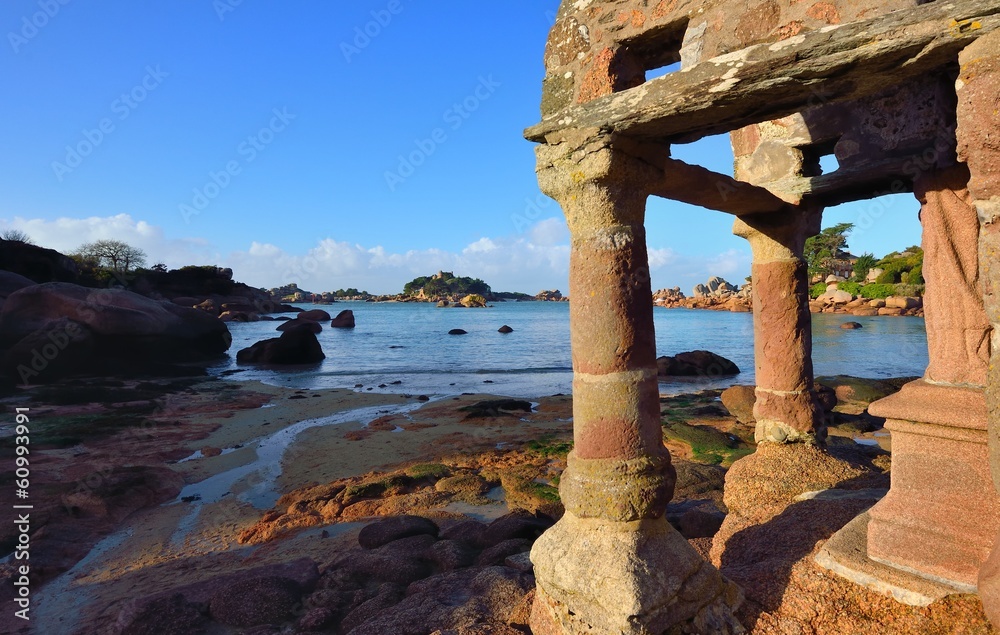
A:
214,302,928,398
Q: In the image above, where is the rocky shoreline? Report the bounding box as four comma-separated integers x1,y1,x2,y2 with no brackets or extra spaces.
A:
654,275,925,318
1,371,991,633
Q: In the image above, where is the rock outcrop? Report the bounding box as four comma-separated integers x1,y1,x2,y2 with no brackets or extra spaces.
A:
460,294,487,308
0,282,231,382
693,276,739,299
0,240,80,283
331,309,356,328
237,324,325,365
657,351,740,377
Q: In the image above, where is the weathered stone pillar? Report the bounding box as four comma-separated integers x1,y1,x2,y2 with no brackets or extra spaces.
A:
862,161,997,589
733,209,825,444
528,133,743,635
956,30,1000,624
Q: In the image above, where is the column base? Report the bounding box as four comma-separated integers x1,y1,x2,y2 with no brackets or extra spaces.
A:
529,512,744,635
816,511,971,606
865,380,999,588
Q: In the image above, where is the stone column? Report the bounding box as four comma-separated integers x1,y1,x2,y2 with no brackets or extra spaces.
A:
862,165,996,588
528,133,742,635
733,209,825,444
956,30,1000,624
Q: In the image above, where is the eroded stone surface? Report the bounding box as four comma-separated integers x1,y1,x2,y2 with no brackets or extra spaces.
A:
531,513,743,635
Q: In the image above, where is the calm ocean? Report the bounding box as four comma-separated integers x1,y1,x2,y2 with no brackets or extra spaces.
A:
214,302,929,398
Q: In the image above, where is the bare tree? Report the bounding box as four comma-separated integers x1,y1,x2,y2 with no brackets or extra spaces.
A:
75,239,147,274
1,229,33,244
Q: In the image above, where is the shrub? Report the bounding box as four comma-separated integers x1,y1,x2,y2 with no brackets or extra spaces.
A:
859,284,896,299
810,282,828,299
838,281,862,296
894,284,924,298
875,269,900,284
902,263,924,285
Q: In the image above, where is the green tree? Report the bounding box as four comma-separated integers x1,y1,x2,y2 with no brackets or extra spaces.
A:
75,239,147,274
804,222,854,278
852,252,877,282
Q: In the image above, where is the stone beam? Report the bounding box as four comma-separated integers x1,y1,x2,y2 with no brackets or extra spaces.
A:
762,157,918,208
525,0,1000,145
650,157,791,215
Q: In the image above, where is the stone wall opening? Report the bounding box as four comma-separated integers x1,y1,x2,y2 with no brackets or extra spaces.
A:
620,18,689,82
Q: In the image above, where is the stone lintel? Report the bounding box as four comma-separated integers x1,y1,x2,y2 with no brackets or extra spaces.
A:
868,379,987,430
762,156,921,208
526,0,1000,145
816,511,973,606
648,156,792,215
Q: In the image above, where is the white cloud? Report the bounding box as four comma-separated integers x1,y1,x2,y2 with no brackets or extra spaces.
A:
1,214,751,296
1,214,217,267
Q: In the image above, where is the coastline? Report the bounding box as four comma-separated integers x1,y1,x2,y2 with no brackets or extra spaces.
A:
4,368,988,634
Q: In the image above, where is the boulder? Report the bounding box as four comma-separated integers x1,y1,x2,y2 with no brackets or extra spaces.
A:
850,308,879,317
276,318,322,333
114,593,208,635
298,309,332,321
428,539,478,571
821,289,854,305
869,299,886,308
436,300,450,307
218,310,252,323
497,325,513,334
678,508,726,539
885,296,921,310
825,275,845,284
482,512,553,547
209,576,302,627
331,310,355,328
878,307,904,316
816,384,838,412
0,271,35,312
448,329,467,335
439,520,489,547
656,350,739,377
358,515,440,549
475,539,533,566
840,322,863,329
0,241,79,283
460,294,487,308
2,318,96,383
237,324,325,365
721,385,756,424
0,283,231,380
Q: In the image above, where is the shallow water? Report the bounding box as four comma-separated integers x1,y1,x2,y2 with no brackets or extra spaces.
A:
214,302,928,398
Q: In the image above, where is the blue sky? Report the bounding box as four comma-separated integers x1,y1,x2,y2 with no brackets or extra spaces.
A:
1,1,922,294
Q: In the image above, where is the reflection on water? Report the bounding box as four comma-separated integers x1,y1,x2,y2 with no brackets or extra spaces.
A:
215,303,927,397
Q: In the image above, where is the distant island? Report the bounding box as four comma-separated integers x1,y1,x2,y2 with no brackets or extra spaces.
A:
270,271,564,305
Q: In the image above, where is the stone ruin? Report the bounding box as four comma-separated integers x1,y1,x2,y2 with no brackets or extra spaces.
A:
523,1,1000,633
